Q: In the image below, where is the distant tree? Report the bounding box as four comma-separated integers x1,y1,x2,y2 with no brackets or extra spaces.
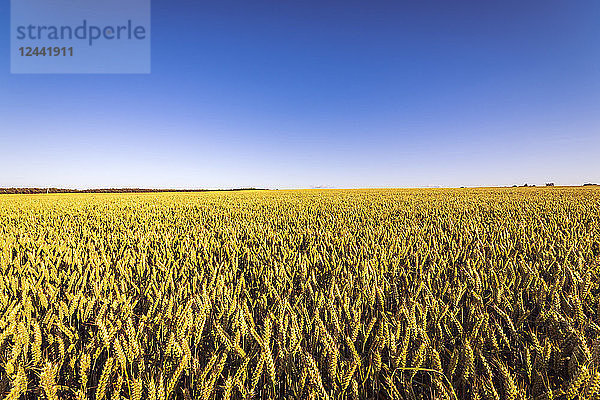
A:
546,183,555,187
0,187,266,195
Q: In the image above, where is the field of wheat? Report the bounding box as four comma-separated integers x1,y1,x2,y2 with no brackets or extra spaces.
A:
1,188,599,399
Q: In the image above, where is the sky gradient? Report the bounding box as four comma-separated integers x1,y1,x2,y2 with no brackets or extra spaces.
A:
1,0,599,189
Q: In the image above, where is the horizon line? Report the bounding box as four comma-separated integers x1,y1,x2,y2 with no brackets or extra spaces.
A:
1,184,599,194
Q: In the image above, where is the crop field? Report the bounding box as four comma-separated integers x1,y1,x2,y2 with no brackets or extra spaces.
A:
1,188,600,400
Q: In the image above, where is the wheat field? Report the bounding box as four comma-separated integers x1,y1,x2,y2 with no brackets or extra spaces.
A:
1,188,599,399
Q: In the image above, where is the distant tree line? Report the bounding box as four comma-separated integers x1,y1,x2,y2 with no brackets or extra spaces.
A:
0,188,265,194
509,183,598,188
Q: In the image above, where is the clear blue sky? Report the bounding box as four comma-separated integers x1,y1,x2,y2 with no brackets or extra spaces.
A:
1,0,599,188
